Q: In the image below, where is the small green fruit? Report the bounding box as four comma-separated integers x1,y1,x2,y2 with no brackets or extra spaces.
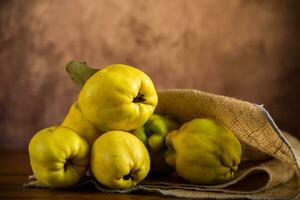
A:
133,114,179,175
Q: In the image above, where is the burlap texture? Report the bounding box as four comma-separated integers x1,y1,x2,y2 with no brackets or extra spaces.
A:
24,89,300,199
156,89,298,166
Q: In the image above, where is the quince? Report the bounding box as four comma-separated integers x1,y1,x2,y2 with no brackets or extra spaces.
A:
28,126,90,188
78,64,158,132
91,131,150,189
133,114,179,175
165,118,242,184
62,102,102,146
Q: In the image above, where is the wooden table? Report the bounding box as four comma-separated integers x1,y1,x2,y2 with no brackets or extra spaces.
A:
0,151,174,200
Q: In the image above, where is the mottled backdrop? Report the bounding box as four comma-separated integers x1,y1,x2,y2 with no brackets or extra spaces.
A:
0,0,299,150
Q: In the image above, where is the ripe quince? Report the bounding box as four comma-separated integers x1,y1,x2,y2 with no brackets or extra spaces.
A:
133,114,179,175
28,126,90,188
165,118,242,184
91,131,150,189
62,102,102,146
78,64,158,132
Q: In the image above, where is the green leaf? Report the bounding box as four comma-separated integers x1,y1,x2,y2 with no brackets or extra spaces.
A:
65,60,99,87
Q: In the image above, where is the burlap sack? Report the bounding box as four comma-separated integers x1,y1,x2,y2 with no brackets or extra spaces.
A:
24,89,300,199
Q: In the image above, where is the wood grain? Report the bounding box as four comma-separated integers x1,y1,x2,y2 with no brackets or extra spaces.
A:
0,151,173,200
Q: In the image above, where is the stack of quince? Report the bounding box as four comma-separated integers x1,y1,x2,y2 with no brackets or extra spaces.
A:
28,63,242,190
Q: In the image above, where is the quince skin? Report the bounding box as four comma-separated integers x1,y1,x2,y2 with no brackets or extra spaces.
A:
78,64,158,132
62,102,102,146
28,126,90,188
133,114,179,175
91,131,150,189
165,118,242,184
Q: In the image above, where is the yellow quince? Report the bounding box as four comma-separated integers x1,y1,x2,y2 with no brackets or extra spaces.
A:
78,64,158,132
62,102,102,146
28,126,90,188
165,118,242,184
91,131,150,189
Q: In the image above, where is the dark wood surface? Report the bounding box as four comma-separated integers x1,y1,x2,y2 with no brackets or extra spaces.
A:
0,151,174,200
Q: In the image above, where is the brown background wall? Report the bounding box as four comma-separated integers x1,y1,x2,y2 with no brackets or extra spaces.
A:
0,0,299,150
